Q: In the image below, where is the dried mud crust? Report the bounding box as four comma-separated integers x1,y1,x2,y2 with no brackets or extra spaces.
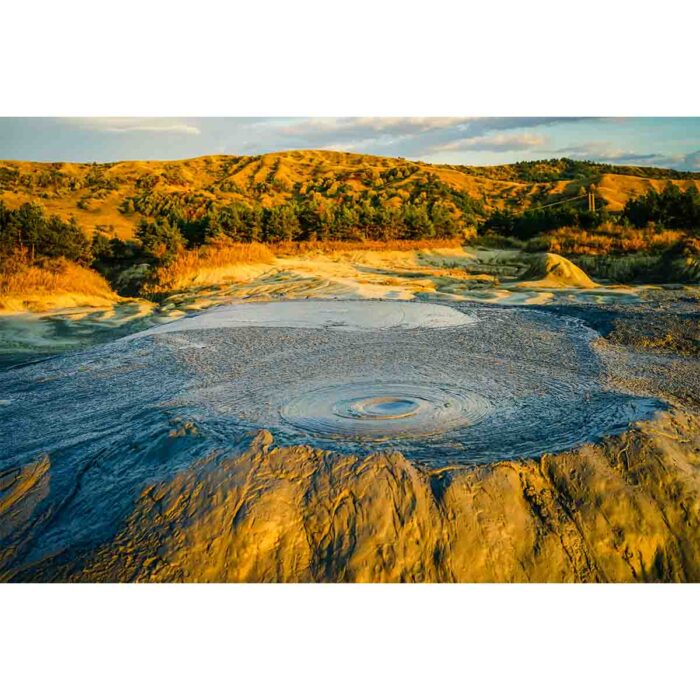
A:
541,290,699,408
10,408,700,583
545,288,699,358
606,312,699,357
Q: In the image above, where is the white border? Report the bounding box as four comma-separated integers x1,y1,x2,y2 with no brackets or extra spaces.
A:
1,3,697,698
2,584,698,698
1,1,698,116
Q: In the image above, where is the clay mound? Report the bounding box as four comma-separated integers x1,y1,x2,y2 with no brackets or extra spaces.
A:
516,253,598,289
12,409,700,583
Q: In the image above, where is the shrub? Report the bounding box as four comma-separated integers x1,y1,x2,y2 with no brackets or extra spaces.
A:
623,183,700,230
0,201,92,263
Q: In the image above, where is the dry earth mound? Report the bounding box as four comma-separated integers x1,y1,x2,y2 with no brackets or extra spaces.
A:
516,252,598,289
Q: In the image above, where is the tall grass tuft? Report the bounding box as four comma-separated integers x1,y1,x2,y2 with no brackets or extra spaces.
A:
524,226,687,256
143,241,275,293
0,250,115,298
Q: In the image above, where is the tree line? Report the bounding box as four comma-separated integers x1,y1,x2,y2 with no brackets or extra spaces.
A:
0,201,92,263
479,183,700,240
622,182,700,230
479,203,608,240
103,198,467,265
2,182,697,279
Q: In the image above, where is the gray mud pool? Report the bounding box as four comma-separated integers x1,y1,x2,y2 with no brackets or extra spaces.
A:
0,299,662,564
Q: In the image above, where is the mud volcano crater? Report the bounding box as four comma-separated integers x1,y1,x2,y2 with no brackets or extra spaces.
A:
0,298,667,568
153,300,663,464
2,300,664,477
281,381,493,439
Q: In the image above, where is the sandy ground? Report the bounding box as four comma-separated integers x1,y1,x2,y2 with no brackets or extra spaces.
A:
0,247,654,364
159,247,640,308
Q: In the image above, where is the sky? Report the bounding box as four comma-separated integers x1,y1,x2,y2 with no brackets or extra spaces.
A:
0,117,699,170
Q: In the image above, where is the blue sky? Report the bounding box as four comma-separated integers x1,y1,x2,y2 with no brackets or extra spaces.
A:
0,117,698,170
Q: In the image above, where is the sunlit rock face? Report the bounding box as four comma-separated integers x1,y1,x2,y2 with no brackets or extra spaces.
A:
7,410,700,583
0,299,673,581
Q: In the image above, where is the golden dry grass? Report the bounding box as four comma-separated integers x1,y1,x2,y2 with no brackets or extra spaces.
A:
143,242,275,293
0,255,114,297
143,238,467,294
270,237,463,256
528,226,687,256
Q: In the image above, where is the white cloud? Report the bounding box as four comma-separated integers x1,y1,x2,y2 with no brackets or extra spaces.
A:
682,150,700,170
268,117,584,157
557,141,652,160
430,132,548,153
281,117,468,137
554,141,698,169
70,118,201,135
102,124,201,135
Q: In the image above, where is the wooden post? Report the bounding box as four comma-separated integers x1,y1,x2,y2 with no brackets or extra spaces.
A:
587,190,596,212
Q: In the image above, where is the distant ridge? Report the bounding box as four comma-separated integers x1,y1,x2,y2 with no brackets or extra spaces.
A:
1,150,699,240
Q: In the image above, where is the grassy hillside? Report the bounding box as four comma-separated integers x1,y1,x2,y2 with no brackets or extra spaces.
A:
2,151,699,241
1,151,699,296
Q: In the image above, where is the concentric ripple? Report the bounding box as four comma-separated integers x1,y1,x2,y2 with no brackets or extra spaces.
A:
281,382,493,440
173,305,663,463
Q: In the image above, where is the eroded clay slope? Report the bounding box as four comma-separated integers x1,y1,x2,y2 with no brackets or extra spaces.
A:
11,409,697,583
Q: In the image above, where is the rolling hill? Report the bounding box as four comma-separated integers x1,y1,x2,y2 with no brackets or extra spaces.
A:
1,150,699,240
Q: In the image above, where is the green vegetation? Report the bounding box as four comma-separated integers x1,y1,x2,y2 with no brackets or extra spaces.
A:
117,171,482,246
480,183,699,244
480,203,607,240
115,198,468,249
0,201,92,263
623,182,700,230
456,158,700,183
2,156,699,295
134,218,186,263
